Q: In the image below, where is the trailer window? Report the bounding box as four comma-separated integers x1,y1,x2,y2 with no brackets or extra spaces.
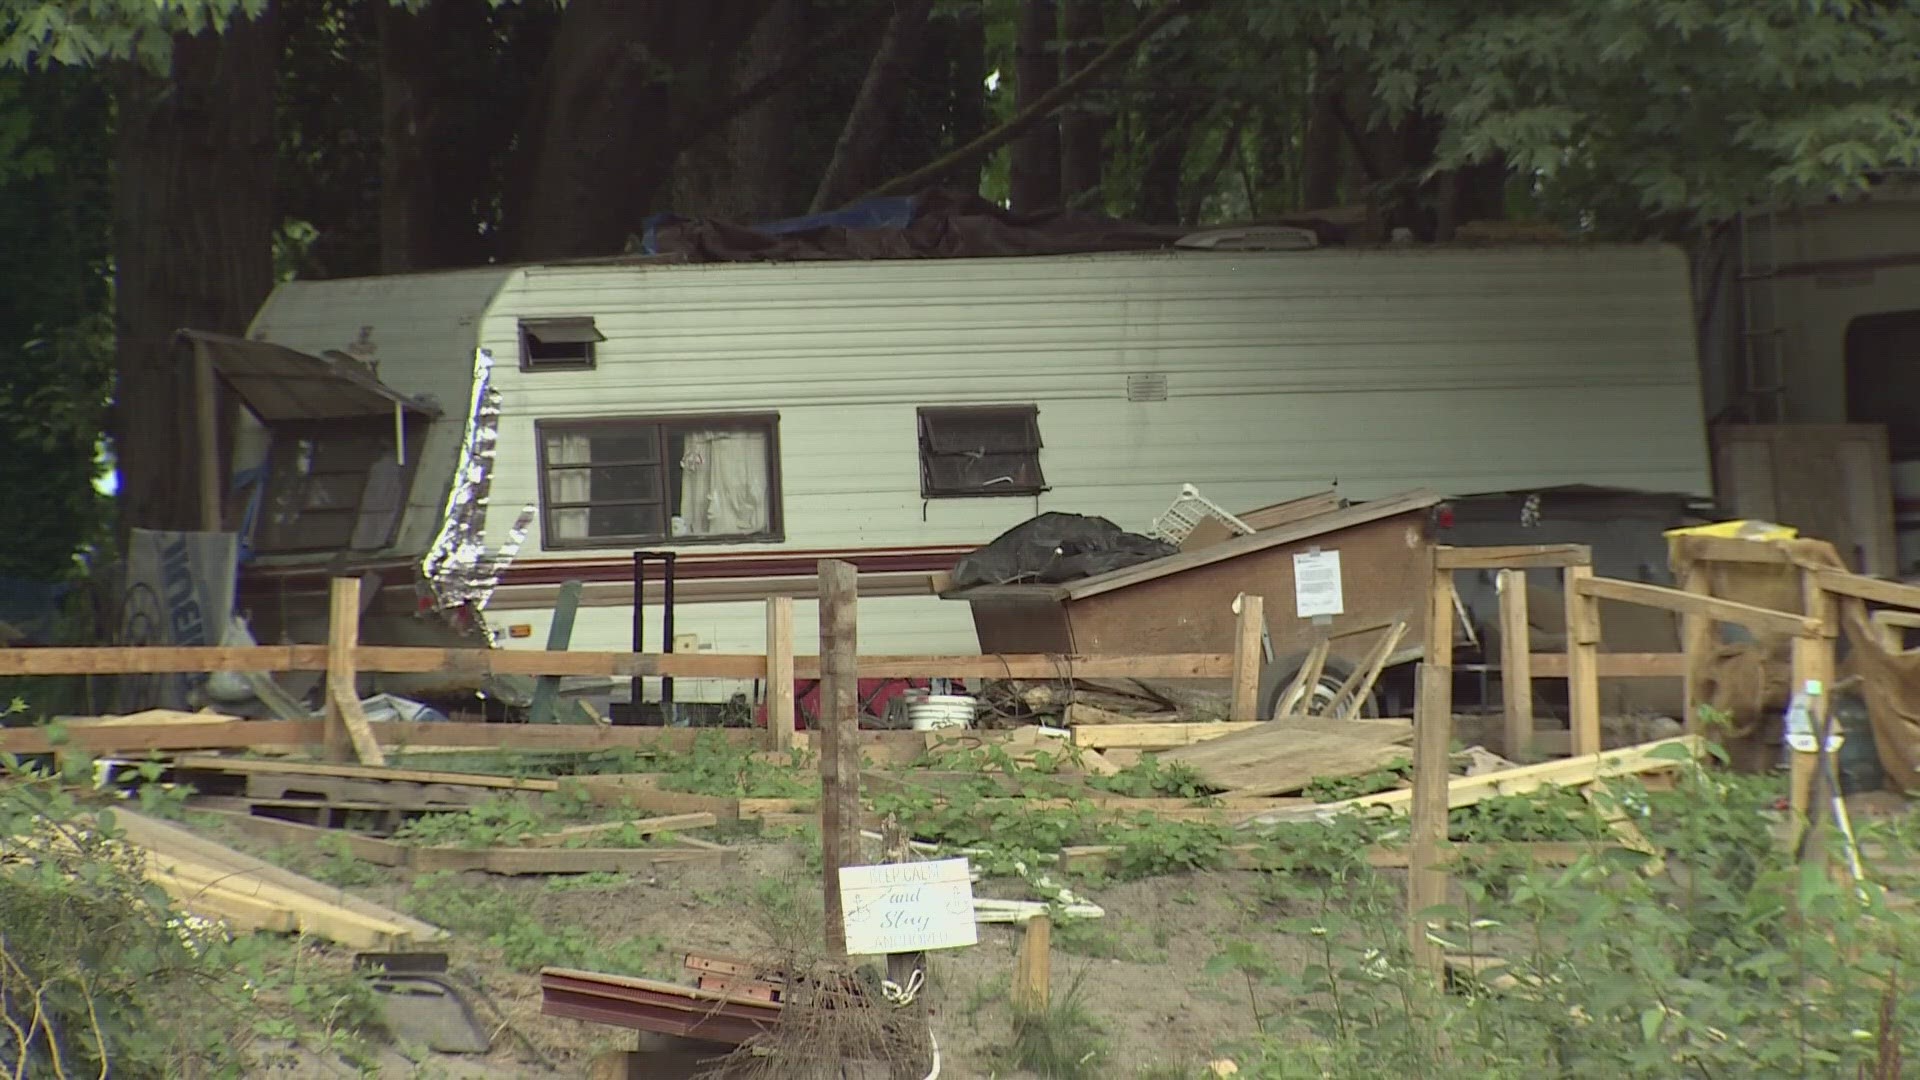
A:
918,405,1046,498
537,414,782,548
519,317,605,371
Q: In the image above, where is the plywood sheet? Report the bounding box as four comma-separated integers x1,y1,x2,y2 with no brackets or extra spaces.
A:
1159,721,1411,797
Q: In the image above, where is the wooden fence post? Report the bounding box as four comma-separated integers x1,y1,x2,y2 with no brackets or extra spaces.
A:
324,578,385,766
1012,914,1052,1013
817,560,861,957
1230,593,1264,721
1788,572,1840,853
1497,569,1533,759
1408,661,1452,982
1564,565,1602,757
765,596,796,753
1673,549,1714,736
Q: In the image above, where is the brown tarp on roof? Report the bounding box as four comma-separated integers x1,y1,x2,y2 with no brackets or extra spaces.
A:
646,191,1188,264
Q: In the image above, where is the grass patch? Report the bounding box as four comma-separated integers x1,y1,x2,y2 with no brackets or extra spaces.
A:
999,974,1107,1080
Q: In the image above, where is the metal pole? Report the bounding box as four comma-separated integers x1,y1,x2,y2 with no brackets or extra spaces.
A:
661,551,678,725
629,552,645,723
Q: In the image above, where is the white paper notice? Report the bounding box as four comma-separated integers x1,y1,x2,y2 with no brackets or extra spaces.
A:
839,857,978,955
1293,549,1345,618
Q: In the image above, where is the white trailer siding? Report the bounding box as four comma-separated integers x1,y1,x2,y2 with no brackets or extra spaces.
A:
472,244,1708,696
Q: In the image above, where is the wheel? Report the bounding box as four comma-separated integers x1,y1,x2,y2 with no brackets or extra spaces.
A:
1258,652,1382,720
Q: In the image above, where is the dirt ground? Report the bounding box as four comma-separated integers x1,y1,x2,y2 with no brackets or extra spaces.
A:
205,821,1327,1080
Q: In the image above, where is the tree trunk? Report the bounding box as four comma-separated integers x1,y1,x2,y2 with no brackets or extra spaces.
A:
1133,102,1198,225
929,0,987,192
811,0,936,213
505,0,776,261
1300,73,1344,210
1009,0,1061,212
378,0,497,271
1057,0,1105,207
672,0,812,223
113,14,281,534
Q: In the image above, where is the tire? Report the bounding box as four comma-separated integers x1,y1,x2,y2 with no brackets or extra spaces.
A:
1258,652,1382,720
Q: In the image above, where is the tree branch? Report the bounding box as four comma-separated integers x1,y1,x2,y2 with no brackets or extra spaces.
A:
669,14,870,151
864,0,1208,199
811,0,937,213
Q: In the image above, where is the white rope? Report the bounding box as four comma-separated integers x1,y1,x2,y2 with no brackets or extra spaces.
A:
881,967,924,1007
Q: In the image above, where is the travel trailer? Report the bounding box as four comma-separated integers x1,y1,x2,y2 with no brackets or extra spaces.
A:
204,241,1712,709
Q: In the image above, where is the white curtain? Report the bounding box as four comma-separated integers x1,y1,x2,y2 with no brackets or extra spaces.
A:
545,433,594,540
680,429,769,536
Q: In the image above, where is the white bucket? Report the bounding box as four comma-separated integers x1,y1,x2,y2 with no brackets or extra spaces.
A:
908,695,978,732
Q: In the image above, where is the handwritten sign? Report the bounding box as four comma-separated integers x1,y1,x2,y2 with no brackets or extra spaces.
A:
1293,548,1345,618
838,857,977,955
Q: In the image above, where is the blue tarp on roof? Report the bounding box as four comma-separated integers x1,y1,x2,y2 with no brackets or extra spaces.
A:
640,197,921,256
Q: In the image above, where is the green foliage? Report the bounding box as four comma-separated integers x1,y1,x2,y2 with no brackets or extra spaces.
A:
1446,784,1613,843
1303,758,1411,803
0,754,385,1076
999,970,1107,1080
391,797,547,848
0,0,269,69
1087,754,1212,800
1210,760,1920,1078
402,872,667,975
1247,0,1920,229
1105,816,1236,879
653,730,818,799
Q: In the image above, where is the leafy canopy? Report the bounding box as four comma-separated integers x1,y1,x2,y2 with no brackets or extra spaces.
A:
1241,0,1920,226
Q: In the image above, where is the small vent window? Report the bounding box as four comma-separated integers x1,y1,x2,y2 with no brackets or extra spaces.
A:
918,405,1046,498
519,317,605,371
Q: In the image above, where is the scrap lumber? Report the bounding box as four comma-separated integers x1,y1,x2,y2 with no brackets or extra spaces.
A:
1070,721,1261,750
1062,702,1154,726
1057,840,1626,875
406,845,728,875
1238,736,1702,828
1155,718,1413,797
521,812,718,847
173,755,562,792
196,808,410,865
569,774,809,820
325,578,387,766
113,809,443,947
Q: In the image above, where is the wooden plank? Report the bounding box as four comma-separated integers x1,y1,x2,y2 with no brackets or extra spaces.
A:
1497,570,1533,759
1672,546,1714,736
765,596,795,753
817,559,860,958
521,812,718,848
174,755,561,791
0,642,1232,682
1576,576,1820,638
1012,915,1051,1012
0,719,321,755
1436,544,1591,570
114,809,442,943
528,579,584,725
1240,736,1702,826
1408,662,1452,981
1061,702,1157,726
326,578,386,767
194,808,409,866
1229,593,1263,721
1815,569,1920,612
1565,566,1602,757
1069,721,1262,749
1669,534,1794,565
1057,489,1444,601
1059,840,1621,874
1526,653,1688,678
406,846,726,875
1159,722,1410,797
